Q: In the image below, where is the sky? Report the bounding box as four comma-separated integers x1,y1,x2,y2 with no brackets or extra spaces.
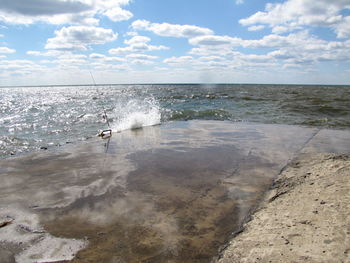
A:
0,0,349,86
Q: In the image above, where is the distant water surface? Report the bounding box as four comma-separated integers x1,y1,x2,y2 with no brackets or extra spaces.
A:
0,84,349,158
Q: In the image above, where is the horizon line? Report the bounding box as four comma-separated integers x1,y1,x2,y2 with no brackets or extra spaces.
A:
1,82,349,88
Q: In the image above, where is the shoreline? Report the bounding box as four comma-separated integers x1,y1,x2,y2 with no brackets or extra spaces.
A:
2,122,350,161
216,152,350,263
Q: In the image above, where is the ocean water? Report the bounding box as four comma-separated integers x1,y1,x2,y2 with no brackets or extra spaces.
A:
1,84,349,158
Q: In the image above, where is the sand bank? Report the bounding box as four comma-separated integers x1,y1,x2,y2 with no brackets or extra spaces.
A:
217,152,350,263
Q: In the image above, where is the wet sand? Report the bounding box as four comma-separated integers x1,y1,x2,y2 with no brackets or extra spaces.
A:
0,121,349,263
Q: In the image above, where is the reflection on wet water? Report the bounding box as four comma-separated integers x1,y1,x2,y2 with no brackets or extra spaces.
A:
41,147,264,263
0,121,322,263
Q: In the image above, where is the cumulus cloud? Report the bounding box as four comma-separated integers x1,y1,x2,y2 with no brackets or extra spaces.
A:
0,59,45,76
239,0,350,38
109,35,168,55
89,53,106,59
189,46,235,57
124,36,151,45
163,56,195,66
0,46,15,53
0,0,90,16
186,29,350,72
0,0,133,25
199,56,226,62
103,7,133,22
89,53,125,63
334,16,350,38
124,53,157,65
248,25,265,31
131,20,213,38
126,54,157,60
163,55,234,71
189,35,241,46
45,26,117,51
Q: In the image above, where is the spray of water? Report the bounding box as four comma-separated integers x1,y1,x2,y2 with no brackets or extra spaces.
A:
112,97,161,132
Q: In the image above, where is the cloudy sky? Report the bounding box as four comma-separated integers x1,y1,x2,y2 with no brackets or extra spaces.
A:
0,0,349,86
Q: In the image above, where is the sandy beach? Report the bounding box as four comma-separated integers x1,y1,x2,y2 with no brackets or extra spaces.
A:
217,152,350,263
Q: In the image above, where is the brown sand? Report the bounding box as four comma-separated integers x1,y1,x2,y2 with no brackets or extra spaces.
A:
217,153,350,263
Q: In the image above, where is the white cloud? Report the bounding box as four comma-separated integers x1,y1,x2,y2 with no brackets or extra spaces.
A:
103,7,133,22
199,56,226,62
26,50,42,56
125,31,138,37
53,58,87,65
45,26,117,51
91,62,130,71
130,59,155,65
89,53,106,59
109,35,168,55
39,53,90,68
108,46,133,56
0,0,91,16
247,25,265,31
241,32,300,48
162,53,274,72
26,50,68,57
46,12,99,26
239,0,350,37
189,35,241,46
186,29,350,72
163,56,195,66
334,16,350,38
58,53,87,59
0,46,15,53
89,53,126,63
126,54,157,60
236,0,244,5
109,44,168,56
125,53,158,64
0,59,44,73
0,0,133,25
93,0,131,9
189,46,234,57
131,20,214,38
124,36,151,45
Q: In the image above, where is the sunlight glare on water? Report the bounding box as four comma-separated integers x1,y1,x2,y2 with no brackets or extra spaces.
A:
1,84,349,158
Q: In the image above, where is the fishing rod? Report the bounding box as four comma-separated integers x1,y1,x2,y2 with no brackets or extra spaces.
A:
89,70,112,138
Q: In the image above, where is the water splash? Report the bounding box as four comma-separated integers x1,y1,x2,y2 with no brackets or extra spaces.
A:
112,97,161,132
1,84,349,159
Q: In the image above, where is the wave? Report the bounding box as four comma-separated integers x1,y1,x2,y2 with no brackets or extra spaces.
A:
168,109,233,121
112,98,161,132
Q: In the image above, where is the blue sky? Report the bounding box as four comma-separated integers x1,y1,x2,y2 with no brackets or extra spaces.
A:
0,0,349,86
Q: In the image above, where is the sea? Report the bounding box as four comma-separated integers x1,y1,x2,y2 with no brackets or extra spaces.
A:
1,84,349,159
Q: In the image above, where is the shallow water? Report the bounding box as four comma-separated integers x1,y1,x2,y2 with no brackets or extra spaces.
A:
1,84,349,159
1,121,334,263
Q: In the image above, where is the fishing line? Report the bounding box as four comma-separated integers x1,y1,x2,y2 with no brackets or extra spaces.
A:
89,70,112,138
89,70,110,128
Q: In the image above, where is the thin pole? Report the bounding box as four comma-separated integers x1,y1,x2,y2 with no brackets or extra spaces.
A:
103,109,111,128
90,70,110,128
